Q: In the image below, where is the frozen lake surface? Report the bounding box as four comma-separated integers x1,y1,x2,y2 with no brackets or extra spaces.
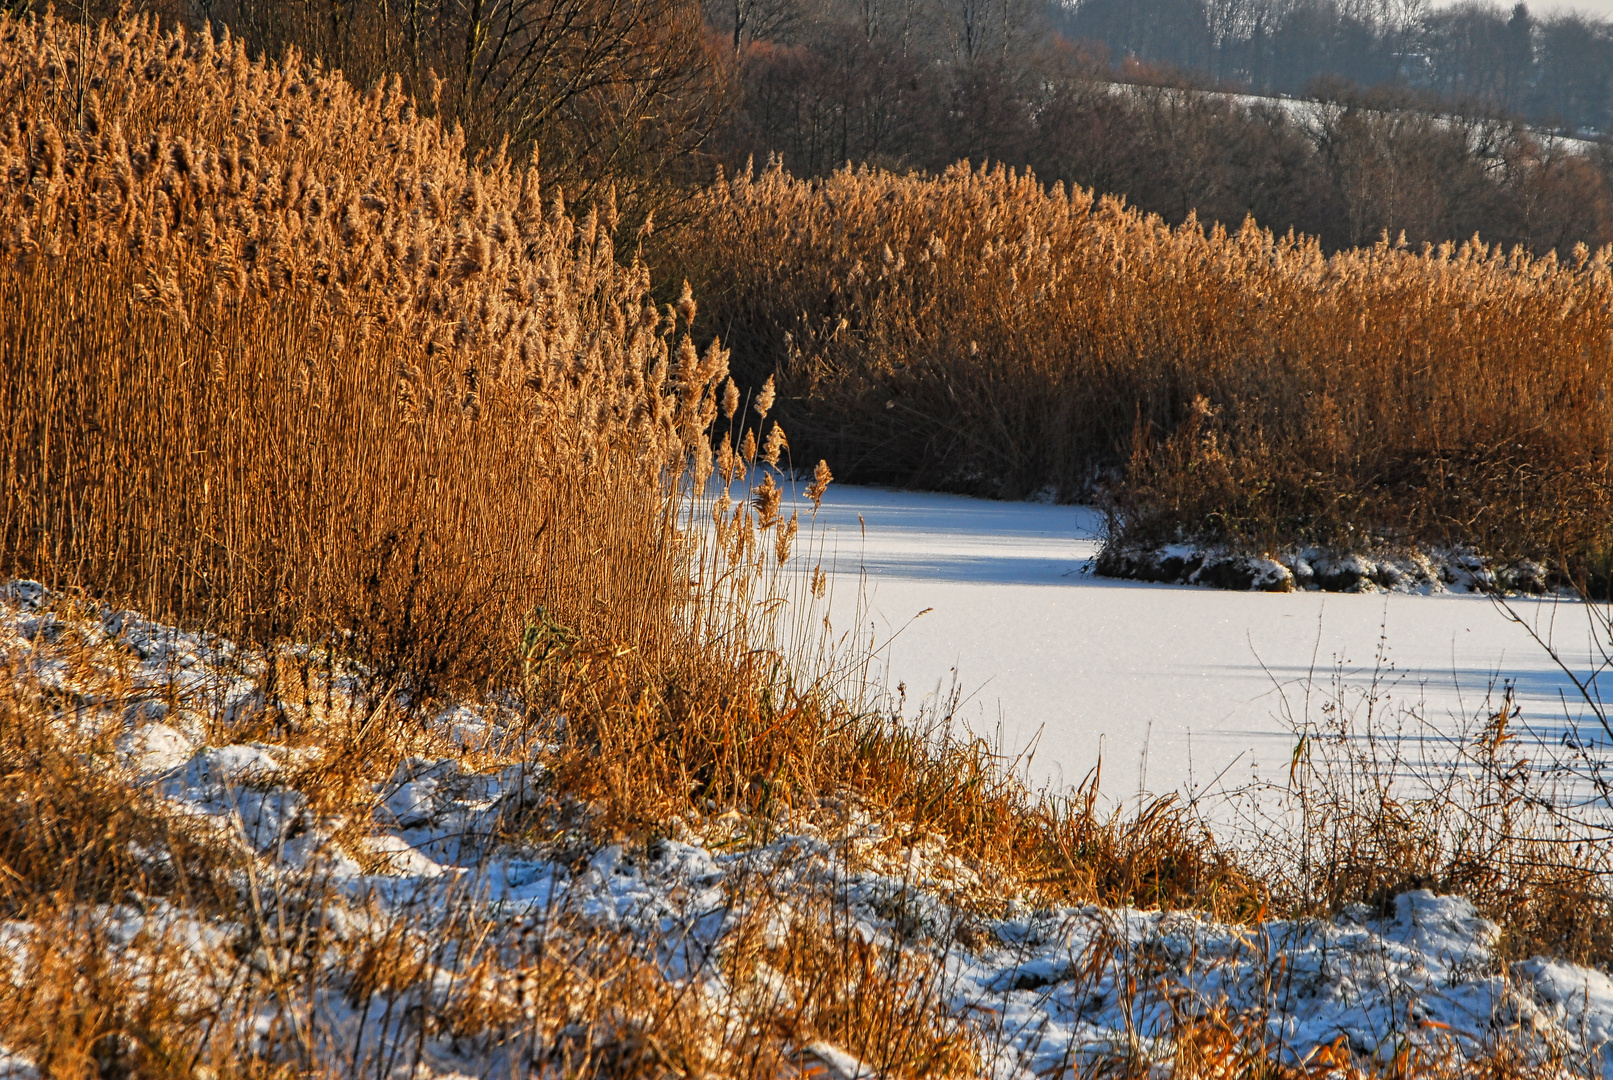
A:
806,484,1613,810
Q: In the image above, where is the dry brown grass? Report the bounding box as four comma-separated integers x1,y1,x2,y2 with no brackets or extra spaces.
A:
526,631,1263,920
6,13,1613,1077
0,590,994,1079
3,609,1563,1080
1233,636,1613,972
0,11,733,689
685,160,1613,576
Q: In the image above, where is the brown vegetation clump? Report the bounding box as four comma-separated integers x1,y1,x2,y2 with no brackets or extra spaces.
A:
689,159,1613,577
0,10,1246,918
0,12,733,686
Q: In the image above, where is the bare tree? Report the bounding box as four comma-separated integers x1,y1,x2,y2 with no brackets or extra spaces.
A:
216,0,731,216
705,0,801,52
931,0,1038,66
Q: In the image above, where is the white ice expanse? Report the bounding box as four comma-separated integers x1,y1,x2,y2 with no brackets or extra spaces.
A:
807,484,1613,810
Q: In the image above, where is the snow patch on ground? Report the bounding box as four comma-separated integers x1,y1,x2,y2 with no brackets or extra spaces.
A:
6,584,1613,1074
0,1050,36,1080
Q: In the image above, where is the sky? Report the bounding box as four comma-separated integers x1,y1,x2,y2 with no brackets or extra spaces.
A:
1496,0,1613,19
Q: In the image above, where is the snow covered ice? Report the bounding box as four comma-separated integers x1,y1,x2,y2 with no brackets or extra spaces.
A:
809,484,1613,817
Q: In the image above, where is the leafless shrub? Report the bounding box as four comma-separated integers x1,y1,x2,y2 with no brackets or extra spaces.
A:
1229,607,1613,970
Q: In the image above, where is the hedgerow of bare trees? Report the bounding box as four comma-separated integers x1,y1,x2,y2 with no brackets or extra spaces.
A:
706,0,1613,257
175,0,733,223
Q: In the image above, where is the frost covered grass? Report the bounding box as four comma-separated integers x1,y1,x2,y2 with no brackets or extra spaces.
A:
10,585,1613,1077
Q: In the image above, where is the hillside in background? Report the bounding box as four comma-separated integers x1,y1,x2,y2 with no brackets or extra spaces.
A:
710,0,1613,255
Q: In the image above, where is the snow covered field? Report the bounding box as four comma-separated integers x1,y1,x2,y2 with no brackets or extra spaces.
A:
809,485,1613,813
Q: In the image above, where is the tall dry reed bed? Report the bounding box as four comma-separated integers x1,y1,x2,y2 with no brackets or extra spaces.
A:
0,12,1244,916
0,12,730,685
0,15,1012,1073
686,160,1613,578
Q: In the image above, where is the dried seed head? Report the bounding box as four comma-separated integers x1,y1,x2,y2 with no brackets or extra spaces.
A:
775,510,798,565
722,378,739,420
741,428,757,464
718,438,737,484
713,491,734,544
753,472,781,530
698,338,728,389
676,279,696,327
761,422,786,466
753,375,776,419
693,437,713,485
805,459,833,509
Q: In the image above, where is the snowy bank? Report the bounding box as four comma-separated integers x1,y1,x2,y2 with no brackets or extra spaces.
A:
5,583,1613,1075
1095,542,1558,597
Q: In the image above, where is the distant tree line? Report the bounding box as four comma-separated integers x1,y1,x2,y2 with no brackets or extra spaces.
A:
15,0,1612,255
1056,0,1612,137
710,0,1613,254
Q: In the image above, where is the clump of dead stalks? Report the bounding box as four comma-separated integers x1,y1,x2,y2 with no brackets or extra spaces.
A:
687,159,1613,581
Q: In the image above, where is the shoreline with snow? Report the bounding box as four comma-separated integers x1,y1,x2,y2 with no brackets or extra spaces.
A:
6,578,1613,1075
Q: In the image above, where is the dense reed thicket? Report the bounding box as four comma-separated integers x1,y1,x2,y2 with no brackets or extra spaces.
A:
0,13,735,687
0,12,1248,910
690,160,1613,573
